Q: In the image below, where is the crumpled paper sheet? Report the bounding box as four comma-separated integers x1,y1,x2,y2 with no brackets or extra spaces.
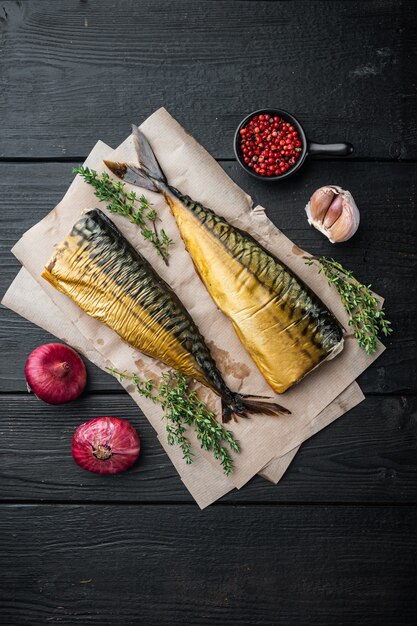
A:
2,268,234,507
3,267,364,504
7,108,384,504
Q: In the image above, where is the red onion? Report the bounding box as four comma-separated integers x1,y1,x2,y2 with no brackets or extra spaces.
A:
25,343,87,404
72,416,140,474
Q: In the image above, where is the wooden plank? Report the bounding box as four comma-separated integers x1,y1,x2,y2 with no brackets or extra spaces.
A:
401,0,417,159
0,0,412,158
0,503,416,625
1,160,415,393
0,394,416,503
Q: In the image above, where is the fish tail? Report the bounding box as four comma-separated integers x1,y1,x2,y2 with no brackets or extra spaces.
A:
131,124,166,183
104,125,167,193
222,393,291,423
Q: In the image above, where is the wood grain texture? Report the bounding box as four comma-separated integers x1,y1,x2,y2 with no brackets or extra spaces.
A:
0,2,416,624
401,0,417,158
0,0,414,158
1,160,415,393
1,503,416,625
0,394,416,504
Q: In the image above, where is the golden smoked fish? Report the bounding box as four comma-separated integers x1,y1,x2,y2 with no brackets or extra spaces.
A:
105,126,344,394
42,209,289,421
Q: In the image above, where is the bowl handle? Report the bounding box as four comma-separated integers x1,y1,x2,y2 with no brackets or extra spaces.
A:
308,141,354,156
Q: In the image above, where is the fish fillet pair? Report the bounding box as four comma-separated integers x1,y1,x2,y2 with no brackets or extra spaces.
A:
43,126,343,421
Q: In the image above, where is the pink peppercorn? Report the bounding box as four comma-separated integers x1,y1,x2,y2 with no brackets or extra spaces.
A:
238,112,303,177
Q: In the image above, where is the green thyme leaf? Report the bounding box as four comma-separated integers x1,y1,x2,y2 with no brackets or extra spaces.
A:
108,368,240,475
73,166,172,265
306,256,393,355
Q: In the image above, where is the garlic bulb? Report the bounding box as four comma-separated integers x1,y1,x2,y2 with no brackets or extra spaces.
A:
305,186,360,243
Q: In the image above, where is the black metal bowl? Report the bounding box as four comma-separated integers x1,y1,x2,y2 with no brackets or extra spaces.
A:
233,108,354,181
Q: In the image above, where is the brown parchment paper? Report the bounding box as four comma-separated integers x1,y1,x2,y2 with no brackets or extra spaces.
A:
10,108,384,493
259,381,364,482
2,267,234,508
2,267,364,501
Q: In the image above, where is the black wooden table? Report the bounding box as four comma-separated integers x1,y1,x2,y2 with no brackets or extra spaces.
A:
1,1,416,624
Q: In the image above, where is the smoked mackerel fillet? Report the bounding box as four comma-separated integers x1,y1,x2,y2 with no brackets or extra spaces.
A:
104,126,344,394
42,209,289,421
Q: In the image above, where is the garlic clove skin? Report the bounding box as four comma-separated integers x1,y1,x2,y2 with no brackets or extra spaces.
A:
308,186,336,223
305,186,360,243
328,191,360,243
323,193,344,228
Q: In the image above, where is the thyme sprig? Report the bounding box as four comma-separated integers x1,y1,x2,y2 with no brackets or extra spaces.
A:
109,368,240,475
305,256,392,355
73,166,172,265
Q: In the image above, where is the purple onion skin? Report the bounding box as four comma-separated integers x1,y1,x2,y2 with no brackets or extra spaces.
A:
72,416,141,474
25,343,87,404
